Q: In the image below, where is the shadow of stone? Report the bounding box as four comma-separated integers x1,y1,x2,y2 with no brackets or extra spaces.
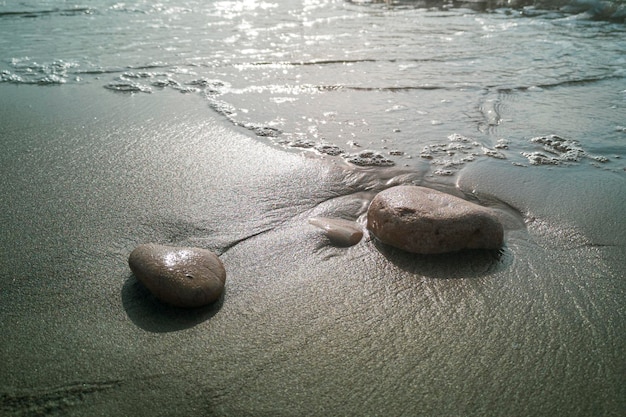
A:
122,274,224,333
372,238,512,279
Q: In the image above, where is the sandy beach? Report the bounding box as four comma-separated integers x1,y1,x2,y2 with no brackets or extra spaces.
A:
1,83,625,416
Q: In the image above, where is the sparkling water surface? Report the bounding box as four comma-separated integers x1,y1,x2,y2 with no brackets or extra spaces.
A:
1,0,625,174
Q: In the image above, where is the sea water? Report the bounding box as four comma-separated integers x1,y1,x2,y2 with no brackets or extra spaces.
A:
1,0,625,176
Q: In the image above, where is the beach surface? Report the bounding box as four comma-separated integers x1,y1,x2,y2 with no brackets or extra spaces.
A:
1,84,625,416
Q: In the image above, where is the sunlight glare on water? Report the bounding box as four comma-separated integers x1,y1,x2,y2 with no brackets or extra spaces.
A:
0,0,624,174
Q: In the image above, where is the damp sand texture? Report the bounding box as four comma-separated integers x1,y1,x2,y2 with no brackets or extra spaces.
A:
1,84,625,416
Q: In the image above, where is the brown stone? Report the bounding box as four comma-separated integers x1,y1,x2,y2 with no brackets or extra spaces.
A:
128,244,226,308
367,186,504,254
309,217,363,247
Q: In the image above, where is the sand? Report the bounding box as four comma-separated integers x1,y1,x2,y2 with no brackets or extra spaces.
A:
1,83,624,416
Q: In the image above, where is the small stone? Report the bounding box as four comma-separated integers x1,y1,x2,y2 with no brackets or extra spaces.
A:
367,186,503,254
309,217,363,247
128,244,226,308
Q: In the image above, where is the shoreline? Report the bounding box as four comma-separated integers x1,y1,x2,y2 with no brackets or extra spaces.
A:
1,83,624,416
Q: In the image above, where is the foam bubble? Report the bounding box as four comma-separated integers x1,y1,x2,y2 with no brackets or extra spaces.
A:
482,147,507,159
279,135,315,148
343,150,395,167
418,133,485,174
152,79,181,88
521,151,560,165
523,134,610,166
4,58,79,85
315,143,344,156
433,169,455,176
188,78,230,95
104,82,152,93
495,139,509,149
248,125,282,137
1,71,24,83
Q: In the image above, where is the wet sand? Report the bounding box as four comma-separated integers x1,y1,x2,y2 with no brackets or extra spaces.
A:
1,84,624,416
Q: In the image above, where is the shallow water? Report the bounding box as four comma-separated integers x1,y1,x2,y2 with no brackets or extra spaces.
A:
1,0,625,175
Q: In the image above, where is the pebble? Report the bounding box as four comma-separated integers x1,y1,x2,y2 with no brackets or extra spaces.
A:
128,244,226,308
309,217,363,247
367,185,504,254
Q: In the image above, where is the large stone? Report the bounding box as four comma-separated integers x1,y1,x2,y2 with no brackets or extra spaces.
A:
128,244,226,308
367,186,504,254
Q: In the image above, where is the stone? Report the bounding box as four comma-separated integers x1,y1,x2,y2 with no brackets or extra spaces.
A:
309,217,363,247
367,185,504,254
128,244,226,308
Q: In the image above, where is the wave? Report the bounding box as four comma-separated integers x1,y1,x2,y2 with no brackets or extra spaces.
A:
352,0,626,22
0,8,93,19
